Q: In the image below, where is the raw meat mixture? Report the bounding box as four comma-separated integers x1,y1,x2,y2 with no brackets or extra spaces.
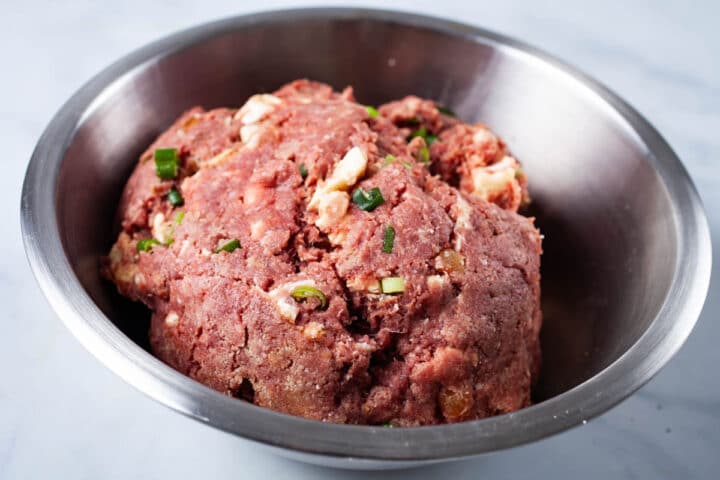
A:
103,80,542,426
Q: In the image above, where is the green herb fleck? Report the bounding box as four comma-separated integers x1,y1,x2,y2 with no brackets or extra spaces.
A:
351,187,385,212
290,285,328,309
437,105,456,117
174,211,185,225
365,105,379,118
167,188,184,206
408,126,437,145
154,148,179,180
382,225,395,254
381,277,405,294
136,238,161,253
382,154,396,167
402,160,413,169
417,145,430,164
298,163,308,180
407,126,427,142
215,238,241,254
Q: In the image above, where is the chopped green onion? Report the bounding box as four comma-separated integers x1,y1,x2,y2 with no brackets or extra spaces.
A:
402,160,413,169
154,148,179,180
382,225,395,253
298,163,308,180
408,126,437,145
215,238,241,253
165,238,175,246
437,105,456,117
136,238,161,252
407,126,426,142
290,285,328,309
365,105,379,118
174,211,185,225
417,145,430,164
381,277,405,294
167,188,184,206
382,423,394,428
351,187,385,212
382,154,396,167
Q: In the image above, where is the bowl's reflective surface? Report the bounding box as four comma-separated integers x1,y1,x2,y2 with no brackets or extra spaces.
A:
21,8,710,468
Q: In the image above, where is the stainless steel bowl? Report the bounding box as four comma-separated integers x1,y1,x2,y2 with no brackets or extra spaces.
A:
21,8,711,469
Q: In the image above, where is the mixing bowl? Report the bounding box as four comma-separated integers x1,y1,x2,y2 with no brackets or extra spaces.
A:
21,8,711,469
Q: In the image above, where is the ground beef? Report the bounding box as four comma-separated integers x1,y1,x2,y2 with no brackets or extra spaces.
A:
102,79,542,426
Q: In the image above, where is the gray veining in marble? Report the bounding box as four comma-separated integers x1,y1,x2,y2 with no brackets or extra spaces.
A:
1,0,718,478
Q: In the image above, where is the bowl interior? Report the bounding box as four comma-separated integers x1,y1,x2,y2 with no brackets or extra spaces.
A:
56,14,677,405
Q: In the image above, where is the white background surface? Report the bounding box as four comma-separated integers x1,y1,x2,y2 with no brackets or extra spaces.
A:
2,0,719,478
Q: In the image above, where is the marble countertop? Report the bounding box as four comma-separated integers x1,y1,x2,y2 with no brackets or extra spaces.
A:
2,0,718,478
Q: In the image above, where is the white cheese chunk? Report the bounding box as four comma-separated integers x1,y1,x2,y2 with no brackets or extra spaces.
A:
165,311,179,327
309,146,367,210
151,213,173,245
315,190,350,231
236,94,282,125
470,155,519,201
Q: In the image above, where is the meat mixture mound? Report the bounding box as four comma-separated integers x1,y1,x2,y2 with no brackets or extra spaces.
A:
103,80,542,426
